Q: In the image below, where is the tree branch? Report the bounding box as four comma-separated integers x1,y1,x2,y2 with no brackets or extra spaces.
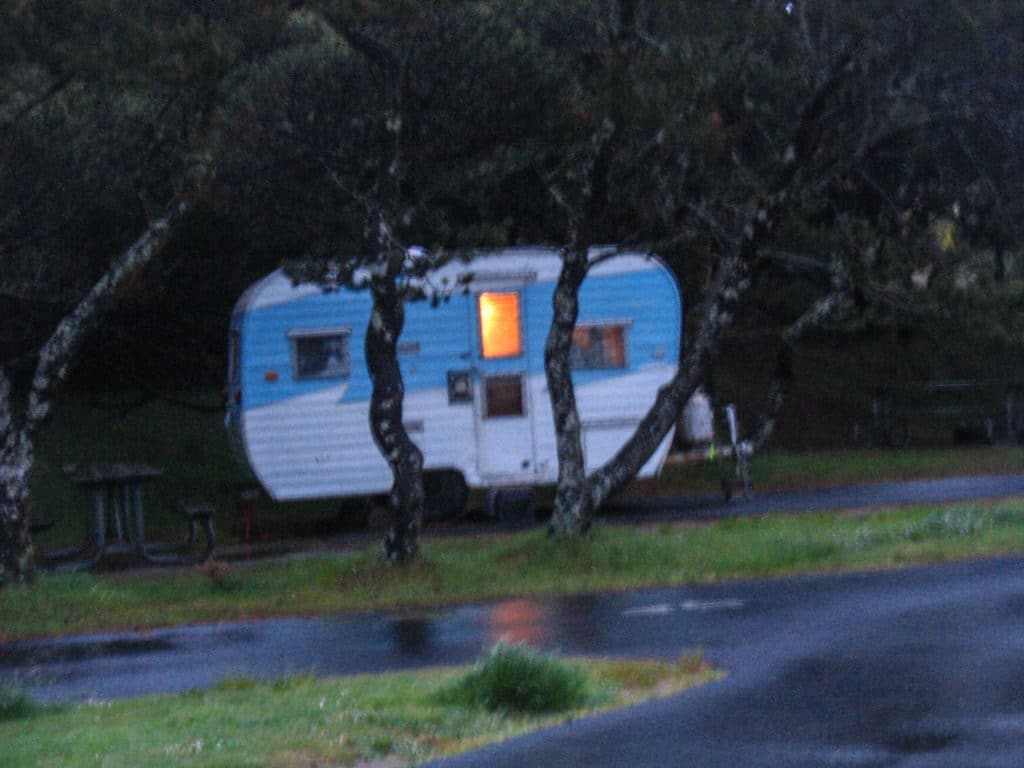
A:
744,288,851,452
25,159,210,434
337,25,401,75
0,71,75,128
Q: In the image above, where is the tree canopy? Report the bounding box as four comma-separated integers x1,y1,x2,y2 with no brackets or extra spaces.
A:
2,0,1022,576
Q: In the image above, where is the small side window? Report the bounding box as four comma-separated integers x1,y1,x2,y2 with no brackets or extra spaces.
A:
288,328,351,380
570,324,627,370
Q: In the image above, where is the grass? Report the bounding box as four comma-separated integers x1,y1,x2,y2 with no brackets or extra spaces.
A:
12,389,1024,641
0,650,720,767
7,499,1024,640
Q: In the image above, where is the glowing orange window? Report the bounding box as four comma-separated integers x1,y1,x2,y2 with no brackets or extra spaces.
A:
478,292,522,358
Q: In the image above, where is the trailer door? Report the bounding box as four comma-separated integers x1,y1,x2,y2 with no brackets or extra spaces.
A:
473,289,537,480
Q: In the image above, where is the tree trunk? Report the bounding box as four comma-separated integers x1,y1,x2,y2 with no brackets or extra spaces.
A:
0,484,34,586
583,59,848,511
585,252,752,510
545,246,592,536
366,274,423,564
0,369,35,584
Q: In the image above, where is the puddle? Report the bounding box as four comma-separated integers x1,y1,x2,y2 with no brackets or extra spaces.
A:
0,636,175,667
888,727,960,754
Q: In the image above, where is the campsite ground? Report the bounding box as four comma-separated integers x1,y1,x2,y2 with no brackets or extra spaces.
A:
27,388,1024,549
9,471,1024,640
7,405,1024,766
6,516,1024,767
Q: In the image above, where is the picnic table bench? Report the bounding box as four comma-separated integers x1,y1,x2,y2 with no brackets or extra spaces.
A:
871,380,1021,447
42,463,215,571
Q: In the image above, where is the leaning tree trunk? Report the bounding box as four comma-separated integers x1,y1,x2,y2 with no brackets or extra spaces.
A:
584,53,852,512
366,274,424,564
545,246,592,536
585,251,752,511
0,190,201,587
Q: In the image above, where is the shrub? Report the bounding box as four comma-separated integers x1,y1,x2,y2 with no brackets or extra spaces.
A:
436,642,592,714
0,683,40,721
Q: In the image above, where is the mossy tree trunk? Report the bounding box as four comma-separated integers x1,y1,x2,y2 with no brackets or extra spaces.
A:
0,369,35,585
545,244,592,536
366,264,424,564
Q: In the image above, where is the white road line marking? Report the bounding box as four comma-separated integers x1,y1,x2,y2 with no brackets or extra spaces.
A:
678,599,745,612
623,598,746,617
622,603,675,617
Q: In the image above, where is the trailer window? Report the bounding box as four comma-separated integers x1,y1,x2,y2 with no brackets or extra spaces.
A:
484,374,525,418
478,292,522,359
288,328,351,380
570,324,627,370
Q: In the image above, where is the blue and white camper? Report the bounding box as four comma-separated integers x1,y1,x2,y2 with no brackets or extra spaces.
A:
225,247,681,514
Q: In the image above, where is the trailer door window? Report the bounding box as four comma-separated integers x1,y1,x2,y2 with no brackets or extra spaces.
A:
484,374,525,418
478,292,522,359
288,328,351,380
570,324,627,370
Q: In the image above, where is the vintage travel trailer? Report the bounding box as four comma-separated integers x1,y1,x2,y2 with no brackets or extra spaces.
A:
225,247,682,516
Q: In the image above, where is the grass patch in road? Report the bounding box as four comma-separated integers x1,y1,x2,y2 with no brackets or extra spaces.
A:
0,650,720,768
6,500,1024,641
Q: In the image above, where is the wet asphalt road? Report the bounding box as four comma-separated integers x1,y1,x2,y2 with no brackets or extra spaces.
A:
5,557,1024,766
602,472,1024,523
4,475,1024,766
429,556,1024,768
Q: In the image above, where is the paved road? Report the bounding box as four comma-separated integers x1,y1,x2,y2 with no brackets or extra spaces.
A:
602,472,1024,523
5,556,1024,766
429,555,1024,767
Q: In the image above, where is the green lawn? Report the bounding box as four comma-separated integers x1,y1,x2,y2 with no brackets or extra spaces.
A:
0,654,720,768
7,500,1024,641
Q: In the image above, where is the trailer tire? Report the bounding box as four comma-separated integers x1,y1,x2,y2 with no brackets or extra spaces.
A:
424,470,469,520
488,488,535,527
338,496,384,530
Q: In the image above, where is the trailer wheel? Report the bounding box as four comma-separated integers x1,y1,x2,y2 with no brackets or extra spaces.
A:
488,487,535,527
424,470,469,520
336,497,372,530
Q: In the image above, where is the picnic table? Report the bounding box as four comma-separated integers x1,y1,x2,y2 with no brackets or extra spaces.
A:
870,380,1017,447
46,463,214,570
